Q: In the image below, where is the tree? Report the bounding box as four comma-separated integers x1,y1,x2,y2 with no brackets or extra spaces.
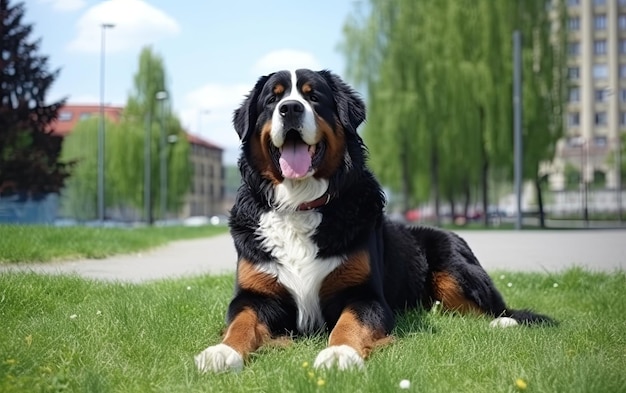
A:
122,46,190,222
60,48,191,221
0,0,71,199
340,0,566,227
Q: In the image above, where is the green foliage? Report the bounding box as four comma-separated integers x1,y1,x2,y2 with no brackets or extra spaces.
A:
340,0,567,214
59,46,191,220
0,269,624,392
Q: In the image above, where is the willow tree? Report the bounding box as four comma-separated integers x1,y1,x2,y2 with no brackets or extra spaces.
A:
518,0,568,227
341,0,565,227
123,46,191,222
60,47,191,221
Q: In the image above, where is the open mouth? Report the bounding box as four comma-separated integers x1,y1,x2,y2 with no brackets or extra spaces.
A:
270,130,325,179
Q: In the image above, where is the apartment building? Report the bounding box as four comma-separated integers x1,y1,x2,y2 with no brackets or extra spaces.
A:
554,0,626,190
52,104,224,219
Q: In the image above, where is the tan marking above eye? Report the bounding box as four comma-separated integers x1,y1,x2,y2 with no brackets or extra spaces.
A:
302,83,312,94
273,84,285,95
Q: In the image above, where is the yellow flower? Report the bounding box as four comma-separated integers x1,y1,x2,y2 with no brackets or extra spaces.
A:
307,371,315,379
24,335,32,346
515,378,528,390
302,361,309,368
317,378,325,387
4,359,17,365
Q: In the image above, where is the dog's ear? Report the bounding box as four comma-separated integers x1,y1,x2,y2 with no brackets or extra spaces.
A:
233,73,273,142
319,70,366,135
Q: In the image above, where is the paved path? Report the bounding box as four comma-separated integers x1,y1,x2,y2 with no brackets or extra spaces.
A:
1,230,624,283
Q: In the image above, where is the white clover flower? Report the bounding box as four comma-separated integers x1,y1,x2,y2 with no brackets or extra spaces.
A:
69,314,78,319
553,283,559,288
399,379,411,389
507,282,513,288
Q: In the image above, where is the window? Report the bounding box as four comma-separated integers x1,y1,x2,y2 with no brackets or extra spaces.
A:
620,40,626,54
594,0,606,5
568,42,580,56
594,14,607,30
568,112,580,126
594,136,608,147
569,87,580,102
619,15,626,30
594,40,607,55
595,89,608,102
595,112,607,126
620,65,626,78
621,112,626,126
58,111,72,121
568,17,580,30
593,63,608,79
79,112,91,120
568,0,580,5
620,89,626,102
568,67,580,79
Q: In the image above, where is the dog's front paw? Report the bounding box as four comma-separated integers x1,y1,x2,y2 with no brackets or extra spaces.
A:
195,343,243,373
313,345,364,370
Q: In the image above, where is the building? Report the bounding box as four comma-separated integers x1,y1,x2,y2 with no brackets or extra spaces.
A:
52,104,224,218
553,0,626,190
184,133,224,217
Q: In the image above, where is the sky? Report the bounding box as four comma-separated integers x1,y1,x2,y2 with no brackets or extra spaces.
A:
26,0,357,163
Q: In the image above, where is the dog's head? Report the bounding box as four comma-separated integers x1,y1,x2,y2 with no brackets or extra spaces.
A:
234,69,367,208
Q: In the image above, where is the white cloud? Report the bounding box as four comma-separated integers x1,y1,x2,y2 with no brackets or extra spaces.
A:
252,49,322,75
38,0,86,12
66,0,180,54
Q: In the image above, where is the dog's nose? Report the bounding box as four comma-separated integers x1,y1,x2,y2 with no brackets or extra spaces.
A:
279,100,304,118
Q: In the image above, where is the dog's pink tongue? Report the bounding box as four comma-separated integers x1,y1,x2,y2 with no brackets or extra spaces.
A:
279,140,311,179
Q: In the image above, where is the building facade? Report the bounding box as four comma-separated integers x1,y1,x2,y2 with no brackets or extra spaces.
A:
554,0,626,190
52,104,224,219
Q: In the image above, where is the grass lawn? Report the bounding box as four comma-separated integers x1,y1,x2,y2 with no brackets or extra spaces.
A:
1,268,624,392
0,225,229,264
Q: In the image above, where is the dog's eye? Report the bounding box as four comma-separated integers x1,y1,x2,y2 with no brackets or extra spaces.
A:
309,94,319,102
267,95,277,104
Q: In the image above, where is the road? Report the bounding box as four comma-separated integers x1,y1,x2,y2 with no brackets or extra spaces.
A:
1,229,624,283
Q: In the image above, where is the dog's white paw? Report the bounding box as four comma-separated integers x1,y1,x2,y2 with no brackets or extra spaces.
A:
489,317,519,328
313,345,364,370
195,343,243,373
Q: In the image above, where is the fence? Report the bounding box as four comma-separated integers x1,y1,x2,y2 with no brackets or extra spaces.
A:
0,194,59,224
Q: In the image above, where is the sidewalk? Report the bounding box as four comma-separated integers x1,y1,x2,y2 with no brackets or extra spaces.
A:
1,230,624,283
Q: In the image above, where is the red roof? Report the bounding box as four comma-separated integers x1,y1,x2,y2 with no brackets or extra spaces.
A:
49,104,123,136
186,132,223,151
49,104,222,151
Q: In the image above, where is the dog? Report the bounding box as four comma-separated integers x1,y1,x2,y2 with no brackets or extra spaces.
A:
194,69,554,373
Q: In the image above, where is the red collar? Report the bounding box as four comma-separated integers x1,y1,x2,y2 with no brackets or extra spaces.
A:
297,193,331,211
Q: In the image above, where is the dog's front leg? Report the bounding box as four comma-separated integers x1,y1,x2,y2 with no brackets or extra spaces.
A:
195,306,270,373
313,306,392,370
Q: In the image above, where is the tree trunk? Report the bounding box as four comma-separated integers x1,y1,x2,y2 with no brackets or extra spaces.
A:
400,148,411,215
535,175,546,228
431,140,441,227
448,195,456,225
479,106,489,227
463,181,471,223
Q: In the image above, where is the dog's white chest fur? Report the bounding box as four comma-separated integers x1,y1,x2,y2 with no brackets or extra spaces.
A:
256,210,342,333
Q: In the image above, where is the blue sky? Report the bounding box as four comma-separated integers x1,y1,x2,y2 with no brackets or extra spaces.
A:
27,0,356,163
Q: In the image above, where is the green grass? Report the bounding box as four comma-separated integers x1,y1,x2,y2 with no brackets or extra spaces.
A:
0,225,229,264
1,268,624,392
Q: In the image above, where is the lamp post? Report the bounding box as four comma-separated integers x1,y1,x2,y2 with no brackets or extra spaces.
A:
197,109,210,133
574,136,589,227
156,91,168,220
98,23,114,224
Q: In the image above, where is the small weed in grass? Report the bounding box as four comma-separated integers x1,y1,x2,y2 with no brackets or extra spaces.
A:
0,268,624,392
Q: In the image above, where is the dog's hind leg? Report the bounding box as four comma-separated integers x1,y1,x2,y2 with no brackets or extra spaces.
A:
431,262,555,327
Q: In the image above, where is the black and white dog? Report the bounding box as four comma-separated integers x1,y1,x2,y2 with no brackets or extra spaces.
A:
195,69,554,373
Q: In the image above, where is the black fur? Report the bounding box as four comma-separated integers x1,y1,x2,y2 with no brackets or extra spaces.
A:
228,69,554,339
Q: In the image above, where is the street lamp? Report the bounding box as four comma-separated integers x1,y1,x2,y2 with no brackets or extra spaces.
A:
156,91,168,220
98,22,114,224
197,109,210,133
573,136,589,227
